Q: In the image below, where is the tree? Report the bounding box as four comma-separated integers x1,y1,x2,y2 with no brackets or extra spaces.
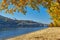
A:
47,0,60,26
0,0,60,26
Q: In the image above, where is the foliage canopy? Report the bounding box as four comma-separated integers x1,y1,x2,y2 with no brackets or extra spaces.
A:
0,0,60,26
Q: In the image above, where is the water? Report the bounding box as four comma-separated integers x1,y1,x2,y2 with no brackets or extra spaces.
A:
0,27,48,40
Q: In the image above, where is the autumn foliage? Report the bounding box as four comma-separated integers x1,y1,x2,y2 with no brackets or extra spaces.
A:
0,0,60,27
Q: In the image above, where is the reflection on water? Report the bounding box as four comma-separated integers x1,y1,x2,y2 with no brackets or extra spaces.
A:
0,27,48,39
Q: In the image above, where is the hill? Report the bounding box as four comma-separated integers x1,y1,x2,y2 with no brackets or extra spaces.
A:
0,15,48,29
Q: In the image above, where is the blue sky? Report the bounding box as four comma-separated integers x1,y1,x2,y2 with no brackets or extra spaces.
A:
0,0,52,24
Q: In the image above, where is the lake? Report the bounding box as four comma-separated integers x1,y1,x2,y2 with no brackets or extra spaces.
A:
0,26,48,40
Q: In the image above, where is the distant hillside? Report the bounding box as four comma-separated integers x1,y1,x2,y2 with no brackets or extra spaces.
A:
0,15,48,29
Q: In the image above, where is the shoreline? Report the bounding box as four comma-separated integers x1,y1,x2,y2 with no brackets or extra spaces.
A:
6,27,60,40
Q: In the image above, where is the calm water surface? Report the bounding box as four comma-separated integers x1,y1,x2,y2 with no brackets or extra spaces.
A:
0,27,48,40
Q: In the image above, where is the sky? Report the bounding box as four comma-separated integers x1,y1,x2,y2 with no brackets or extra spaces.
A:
0,0,52,24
